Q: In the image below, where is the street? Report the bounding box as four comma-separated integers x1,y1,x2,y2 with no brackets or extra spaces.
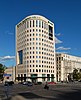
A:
0,82,81,100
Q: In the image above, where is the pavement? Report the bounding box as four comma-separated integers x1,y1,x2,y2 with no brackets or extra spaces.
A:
0,83,81,100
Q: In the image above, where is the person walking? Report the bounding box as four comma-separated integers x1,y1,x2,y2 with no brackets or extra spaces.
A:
44,82,49,90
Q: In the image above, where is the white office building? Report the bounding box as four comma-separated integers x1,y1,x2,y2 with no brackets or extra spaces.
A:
16,15,56,82
56,53,81,82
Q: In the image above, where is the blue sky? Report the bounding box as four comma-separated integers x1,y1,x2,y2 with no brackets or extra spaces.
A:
0,0,81,67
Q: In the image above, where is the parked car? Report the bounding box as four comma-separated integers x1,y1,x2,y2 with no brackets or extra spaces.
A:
23,81,33,86
78,80,81,82
34,82,42,85
4,81,14,86
47,82,56,85
23,81,28,85
4,81,9,86
18,82,23,84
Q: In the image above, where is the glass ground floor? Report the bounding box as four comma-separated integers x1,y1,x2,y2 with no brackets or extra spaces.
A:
16,74,55,83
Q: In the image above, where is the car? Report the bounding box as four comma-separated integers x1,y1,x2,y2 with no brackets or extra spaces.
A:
23,81,33,86
23,82,28,85
18,82,23,84
27,82,33,86
34,82,42,85
78,80,81,82
9,81,14,85
4,81,14,86
4,81,9,86
47,82,56,85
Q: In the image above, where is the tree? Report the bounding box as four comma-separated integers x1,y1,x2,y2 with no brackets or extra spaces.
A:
0,63,6,80
73,68,81,81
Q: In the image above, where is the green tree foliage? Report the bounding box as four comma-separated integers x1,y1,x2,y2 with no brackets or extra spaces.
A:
0,63,6,80
73,68,81,81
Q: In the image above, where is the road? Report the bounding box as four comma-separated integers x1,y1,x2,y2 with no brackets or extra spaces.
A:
0,82,81,100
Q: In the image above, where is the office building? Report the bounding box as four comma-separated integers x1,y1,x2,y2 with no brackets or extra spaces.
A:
56,53,81,82
16,15,56,82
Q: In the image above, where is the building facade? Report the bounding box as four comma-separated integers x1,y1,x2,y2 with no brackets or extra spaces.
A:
56,53,81,82
16,15,56,82
4,66,16,82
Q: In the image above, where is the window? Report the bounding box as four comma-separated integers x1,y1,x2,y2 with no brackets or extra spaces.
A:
39,52,41,54
33,20,34,27
30,29,31,32
44,22,46,29
33,29,34,32
39,56,41,58
36,33,38,36
36,38,38,40
36,42,38,45
18,50,23,64
36,60,38,63
39,20,41,27
30,20,31,27
49,25,53,40
36,20,38,27
42,21,43,28
27,30,29,32
47,74,50,81
44,70,46,72
36,47,38,50
36,29,38,32
36,69,38,72
27,21,29,28
39,29,41,32
39,69,41,72
36,56,38,58
33,33,34,36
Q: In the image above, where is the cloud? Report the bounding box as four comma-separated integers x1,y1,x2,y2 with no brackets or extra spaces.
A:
56,46,71,50
55,33,62,36
55,37,62,44
7,32,14,35
0,56,15,62
56,51,68,54
5,31,14,35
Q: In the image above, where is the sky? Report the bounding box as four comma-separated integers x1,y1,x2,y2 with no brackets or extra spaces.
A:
0,0,81,67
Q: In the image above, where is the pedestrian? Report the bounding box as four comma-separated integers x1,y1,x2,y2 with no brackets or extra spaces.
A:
44,82,49,90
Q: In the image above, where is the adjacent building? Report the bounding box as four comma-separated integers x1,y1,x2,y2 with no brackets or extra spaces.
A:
4,66,16,82
56,53,81,82
16,15,56,82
